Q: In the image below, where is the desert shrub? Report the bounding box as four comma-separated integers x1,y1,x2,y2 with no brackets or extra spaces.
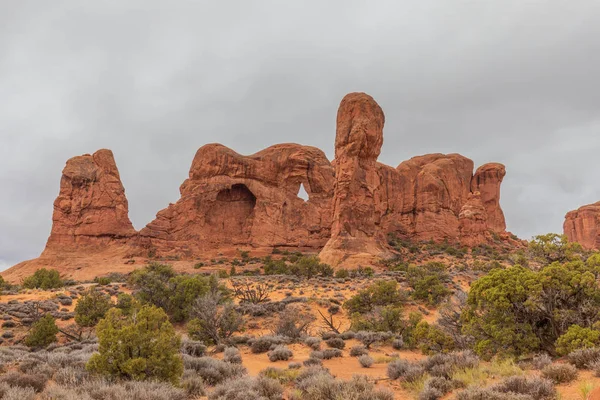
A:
406,262,451,305
344,280,407,315
22,268,63,289
75,287,114,327
129,263,224,322
268,345,293,362
81,380,187,400
421,376,453,397
260,366,300,384
325,337,345,349
335,269,349,279
115,293,134,315
53,366,91,386
304,336,321,350
358,354,374,368
413,321,455,354
183,356,247,385
355,330,394,348
387,359,424,382
293,370,393,400
393,337,404,350
94,276,111,286
181,339,207,357
289,362,301,369
303,357,323,367
321,348,343,360
541,363,577,384
350,345,368,357
182,373,206,397
187,292,244,345
224,347,242,364
209,376,283,400
288,256,333,278
1,372,48,393
86,305,183,384
0,383,36,400
340,330,355,340
263,259,289,275
567,347,600,369
555,324,600,356
250,336,289,354
530,353,552,370
463,260,600,358
492,375,555,399
456,387,532,400
273,307,314,339
25,314,58,348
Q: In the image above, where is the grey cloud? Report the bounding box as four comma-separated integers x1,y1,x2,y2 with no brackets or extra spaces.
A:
2,0,600,269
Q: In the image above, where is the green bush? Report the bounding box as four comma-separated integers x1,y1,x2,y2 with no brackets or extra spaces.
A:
87,305,183,384
75,287,114,327
344,280,406,315
129,263,225,322
94,276,111,286
555,325,600,356
335,269,349,279
462,259,600,359
406,262,451,305
22,268,63,289
412,321,455,354
25,314,59,348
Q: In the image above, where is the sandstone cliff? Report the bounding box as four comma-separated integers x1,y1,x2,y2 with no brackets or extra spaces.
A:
564,202,600,250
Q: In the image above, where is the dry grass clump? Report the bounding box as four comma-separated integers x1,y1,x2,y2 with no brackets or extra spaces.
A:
541,363,578,384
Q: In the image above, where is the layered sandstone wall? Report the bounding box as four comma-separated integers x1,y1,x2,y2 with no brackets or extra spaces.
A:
564,202,600,250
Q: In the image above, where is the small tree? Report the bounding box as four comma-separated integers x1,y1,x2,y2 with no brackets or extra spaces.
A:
187,292,244,345
75,287,114,327
406,262,451,305
529,233,583,264
22,268,63,289
87,305,183,384
25,313,59,348
344,280,406,315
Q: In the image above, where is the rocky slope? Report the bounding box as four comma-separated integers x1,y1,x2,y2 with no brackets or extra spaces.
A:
3,92,516,279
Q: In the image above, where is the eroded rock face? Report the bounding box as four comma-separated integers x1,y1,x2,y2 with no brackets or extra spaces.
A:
140,143,335,256
458,192,490,246
45,149,136,252
320,93,391,265
472,163,506,232
564,202,600,250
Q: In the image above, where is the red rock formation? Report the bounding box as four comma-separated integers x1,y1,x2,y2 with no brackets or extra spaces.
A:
458,192,490,246
471,163,506,232
320,93,391,266
3,92,517,280
140,143,335,256
45,149,136,251
564,202,600,250
391,153,475,241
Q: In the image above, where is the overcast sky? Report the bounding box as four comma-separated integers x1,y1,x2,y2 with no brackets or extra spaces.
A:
1,1,600,270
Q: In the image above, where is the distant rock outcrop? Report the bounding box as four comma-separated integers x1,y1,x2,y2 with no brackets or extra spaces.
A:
45,149,136,251
3,92,517,279
564,202,600,250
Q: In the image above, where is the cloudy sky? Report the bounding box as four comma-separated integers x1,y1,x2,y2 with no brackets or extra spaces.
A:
1,1,600,270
